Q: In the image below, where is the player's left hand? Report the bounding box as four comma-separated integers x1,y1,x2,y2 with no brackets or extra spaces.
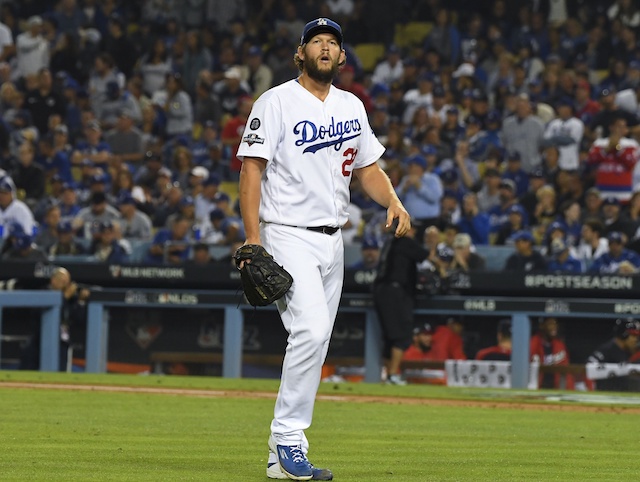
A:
386,201,411,238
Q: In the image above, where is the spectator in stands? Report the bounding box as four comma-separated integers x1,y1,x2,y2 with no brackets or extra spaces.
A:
587,116,639,202
190,242,214,266
335,64,372,112
488,178,518,234
131,150,160,189
530,316,573,390
587,318,640,391
181,30,213,97
0,176,35,238
221,95,253,179
34,204,61,251
495,204,528,246
403,323,435,361
89,220,128,263
11,140,45,206
501,93,545,173
162,71,193,139
588,87,639,141
532,184,557,229
239,45,273,99
457,192,490,245
194,173,220,221
348,235,380,270
117,193,152,241
25,68,66,137
2,232,47,261
575,217,608,265
600,197,635,240
104,110,145,166
546,238,583,273
396,154,443,240
501,151,529,198
73,191,120,239
370,44,403,88
99,81,141,130
171,145,195,189
374,223,431,384
71,120,111,168
476,319,512,361
476,167,501,214
146,214,192,264
430,317,467,361
589,231,640,274
204,208,244,246
47,220,86,257
88,52,121,123
166,193,196,231
15,16,49,80
581,187,603,223
450,233,485,272
543,98,584,171
504,230,546,272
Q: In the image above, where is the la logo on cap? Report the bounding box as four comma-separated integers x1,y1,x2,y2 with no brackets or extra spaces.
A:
317,18,327,26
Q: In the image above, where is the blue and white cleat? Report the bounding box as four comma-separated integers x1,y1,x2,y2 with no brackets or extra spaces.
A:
267,450,333,480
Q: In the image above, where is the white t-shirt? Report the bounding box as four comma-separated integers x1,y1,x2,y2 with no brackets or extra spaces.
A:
237,79,384,227
0,21,13,58
0,198,35,238
15,32,48,78
544,116,584,171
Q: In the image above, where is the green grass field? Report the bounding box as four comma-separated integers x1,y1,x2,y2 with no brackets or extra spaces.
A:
1,371,639,481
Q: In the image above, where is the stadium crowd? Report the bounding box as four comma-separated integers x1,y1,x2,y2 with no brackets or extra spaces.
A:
0,0,639,273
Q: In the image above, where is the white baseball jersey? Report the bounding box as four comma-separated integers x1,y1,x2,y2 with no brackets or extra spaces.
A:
237,79,384,228
0,198,35,238
544,116,584,171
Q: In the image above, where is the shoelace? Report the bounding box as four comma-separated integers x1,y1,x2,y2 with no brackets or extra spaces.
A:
289,446,307,465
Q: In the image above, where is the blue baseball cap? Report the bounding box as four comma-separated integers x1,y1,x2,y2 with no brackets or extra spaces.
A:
361,235,379,250
406,155,427,169
118,193,136,206
421,144,437,156
300,18,342,46
214,191,230,203
602,196,620,207
180,195,195,207
203,174,220,186
57,221,73,233
512,230,534,242
437,245,455,262
0,175,15,192
14,233,33,250
608,231,624,243
209,208,225,221
508,204,525,216
440,169,458,184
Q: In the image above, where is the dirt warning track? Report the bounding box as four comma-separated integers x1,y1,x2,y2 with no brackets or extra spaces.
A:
3,381,640,414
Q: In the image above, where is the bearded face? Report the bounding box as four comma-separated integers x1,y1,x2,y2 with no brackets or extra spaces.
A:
300,38,342,83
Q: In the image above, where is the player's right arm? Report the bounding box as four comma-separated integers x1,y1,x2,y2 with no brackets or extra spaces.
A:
238,156,267,245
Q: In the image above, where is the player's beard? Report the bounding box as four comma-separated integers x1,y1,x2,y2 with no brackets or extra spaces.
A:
304,55,339,84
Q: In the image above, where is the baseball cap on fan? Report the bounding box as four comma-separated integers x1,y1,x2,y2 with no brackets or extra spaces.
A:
300,18,343,46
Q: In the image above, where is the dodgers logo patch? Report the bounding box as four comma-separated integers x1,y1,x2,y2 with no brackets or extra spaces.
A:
249,118,261,130
243,133,265,146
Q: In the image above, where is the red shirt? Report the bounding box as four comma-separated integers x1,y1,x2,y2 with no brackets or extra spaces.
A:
530,333,573,389
587,137,639,201
430,326,467,360
475,345,511,361
403,344,436,361
221,116,247,173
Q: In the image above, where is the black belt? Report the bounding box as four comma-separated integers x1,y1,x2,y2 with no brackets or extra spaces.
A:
306,226,340,235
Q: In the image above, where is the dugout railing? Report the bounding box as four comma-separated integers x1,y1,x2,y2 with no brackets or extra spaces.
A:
72,289,639,388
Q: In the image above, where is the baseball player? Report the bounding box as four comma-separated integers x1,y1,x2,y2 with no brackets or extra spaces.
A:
236,17,410,481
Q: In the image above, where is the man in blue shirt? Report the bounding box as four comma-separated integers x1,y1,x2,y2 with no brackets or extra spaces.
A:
546,238,583,273
396,154,443,240
589,231,640,274
146,215,192,264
